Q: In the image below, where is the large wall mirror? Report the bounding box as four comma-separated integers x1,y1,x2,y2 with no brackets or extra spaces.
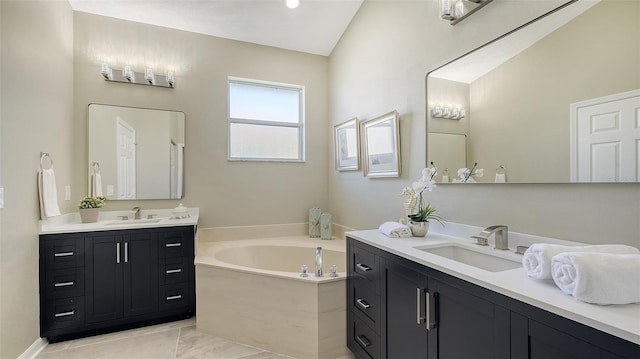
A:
88,104,186,200
427,0,639,183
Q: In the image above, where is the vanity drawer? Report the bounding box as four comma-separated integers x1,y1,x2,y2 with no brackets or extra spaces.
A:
351,281,379,325
159,257,191,285
159,283,192,312
45,267,85,299
42,236,84,269
159,229,192,258
44,297,85,331
351,313,380,359
350,244,378,287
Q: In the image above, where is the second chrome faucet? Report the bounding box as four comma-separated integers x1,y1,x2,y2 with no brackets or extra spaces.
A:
471,225,509,250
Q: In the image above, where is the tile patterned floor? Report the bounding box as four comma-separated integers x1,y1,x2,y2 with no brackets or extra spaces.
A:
36,318,354,359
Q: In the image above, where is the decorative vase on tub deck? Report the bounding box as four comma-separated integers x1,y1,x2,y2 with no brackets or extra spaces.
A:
79,208,99,223
309,208,321,238
409,221,429,237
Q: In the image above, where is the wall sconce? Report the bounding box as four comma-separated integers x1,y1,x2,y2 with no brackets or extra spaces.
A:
99,63,175,88
432,105,465,120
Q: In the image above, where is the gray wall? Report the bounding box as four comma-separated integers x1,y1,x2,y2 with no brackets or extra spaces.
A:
73,12,331,227
328,0,640,247
0,1,75,357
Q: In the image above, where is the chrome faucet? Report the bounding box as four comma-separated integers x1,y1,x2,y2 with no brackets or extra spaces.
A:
315,247,323,277
471,225,509,250
131,206,141,220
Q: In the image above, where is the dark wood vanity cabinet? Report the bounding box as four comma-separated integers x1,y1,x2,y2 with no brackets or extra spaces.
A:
347,237,639,359
39,226,195,341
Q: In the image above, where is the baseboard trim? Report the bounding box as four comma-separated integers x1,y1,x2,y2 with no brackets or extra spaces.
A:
18,338,47,359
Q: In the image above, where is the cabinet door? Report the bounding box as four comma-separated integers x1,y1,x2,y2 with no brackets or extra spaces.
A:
384,258,430,359
85,234,124,323
430,277,510,359
123,231,158,317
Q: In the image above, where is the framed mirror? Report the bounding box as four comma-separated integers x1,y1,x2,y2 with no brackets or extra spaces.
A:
88,104,186,200
362,110,401,178
334,118,360,171
426,0,639,183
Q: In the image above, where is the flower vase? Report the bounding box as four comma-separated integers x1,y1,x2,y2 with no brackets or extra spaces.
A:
410,221,429,237
79,208,100,223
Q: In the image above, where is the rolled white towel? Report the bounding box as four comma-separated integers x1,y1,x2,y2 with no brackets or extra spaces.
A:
379,221,412,238
551,252,640,305
522,243,639,279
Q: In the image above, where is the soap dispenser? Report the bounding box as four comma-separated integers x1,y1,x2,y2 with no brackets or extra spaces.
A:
171,203,190,219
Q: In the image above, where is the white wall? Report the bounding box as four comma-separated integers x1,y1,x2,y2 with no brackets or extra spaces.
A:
328,0,640,247
0,1,74,357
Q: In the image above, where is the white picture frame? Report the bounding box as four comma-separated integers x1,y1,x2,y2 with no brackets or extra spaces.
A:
361,111,401,178
334,118,360,171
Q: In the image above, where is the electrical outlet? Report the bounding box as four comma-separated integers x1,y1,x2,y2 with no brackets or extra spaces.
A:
65,185,71,201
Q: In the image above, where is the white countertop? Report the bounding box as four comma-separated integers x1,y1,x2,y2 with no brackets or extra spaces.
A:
346,223,640,345
39,208,199,234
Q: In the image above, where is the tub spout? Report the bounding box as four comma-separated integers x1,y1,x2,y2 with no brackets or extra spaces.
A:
315,247,323,277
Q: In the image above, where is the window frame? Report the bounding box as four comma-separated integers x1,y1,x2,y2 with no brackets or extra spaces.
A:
227,77,305,162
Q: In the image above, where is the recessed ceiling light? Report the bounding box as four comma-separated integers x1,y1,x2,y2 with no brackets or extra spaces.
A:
286,0,299,9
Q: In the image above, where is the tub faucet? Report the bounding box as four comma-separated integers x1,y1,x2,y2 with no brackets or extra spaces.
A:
315,247,323,277
471,225,509,250
131,206,141,220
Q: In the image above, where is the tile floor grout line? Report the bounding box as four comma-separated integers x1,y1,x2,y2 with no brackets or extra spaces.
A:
173,326,182,359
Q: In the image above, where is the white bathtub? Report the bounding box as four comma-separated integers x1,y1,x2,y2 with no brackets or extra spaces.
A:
195,236,349,359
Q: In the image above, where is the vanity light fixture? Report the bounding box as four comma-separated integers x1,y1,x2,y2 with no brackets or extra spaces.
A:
99,63,175,89
442,0,493,25
432,105,465,120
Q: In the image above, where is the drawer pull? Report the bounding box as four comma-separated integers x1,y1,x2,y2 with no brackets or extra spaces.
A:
356,263,372,272
356,298,371,310
165,243,182,248
54,251,74,257
355,334,371,348
54,281,75,287
166,295,182,301
55,310,75,317
166,269,182,274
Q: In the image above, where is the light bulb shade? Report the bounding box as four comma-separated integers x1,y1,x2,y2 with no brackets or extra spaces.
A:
166,71,175,87
123,65,135,82
441,0,454,20
286,0,299,9
145,68,155,84
100,63,113,80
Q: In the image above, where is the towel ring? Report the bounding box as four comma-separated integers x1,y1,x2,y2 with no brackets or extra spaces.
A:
40,152,53,171
92,162,101,174
496,164,506,175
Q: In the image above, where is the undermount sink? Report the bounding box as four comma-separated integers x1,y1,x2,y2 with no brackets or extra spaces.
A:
417,244,521,272
104,218,163,226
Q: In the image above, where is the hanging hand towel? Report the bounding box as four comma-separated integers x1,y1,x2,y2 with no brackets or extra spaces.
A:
494,173,506,183
551,252,640,305
379,221,412,238
522,243,639,279
92,173,103,197
39,168,61,218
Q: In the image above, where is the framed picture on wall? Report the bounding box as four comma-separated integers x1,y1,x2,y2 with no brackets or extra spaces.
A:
334,118,360,171
361,110,401,178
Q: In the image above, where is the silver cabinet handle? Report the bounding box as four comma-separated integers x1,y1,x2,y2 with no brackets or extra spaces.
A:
165,242,182,248
356,263,372,272
54,281,75,287
166,295,182,301
426,291,436,330
116,242,120,263
416,288,424,325
166,269,182,274
124,242,129,263
55,310,75,317
356,298,371,310
355,335,371,348
54,251,74,257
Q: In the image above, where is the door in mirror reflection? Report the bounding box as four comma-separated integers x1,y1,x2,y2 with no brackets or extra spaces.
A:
88,104,186,200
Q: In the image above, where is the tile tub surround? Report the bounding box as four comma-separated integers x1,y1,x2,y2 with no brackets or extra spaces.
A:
195,227,350,359
39,208,199,234
347,222,640,345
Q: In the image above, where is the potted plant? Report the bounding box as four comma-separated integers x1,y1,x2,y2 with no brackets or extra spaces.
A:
400,164,445,236
78,196,107,223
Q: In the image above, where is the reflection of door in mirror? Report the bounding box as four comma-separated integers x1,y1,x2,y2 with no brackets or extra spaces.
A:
116,118,136,199
88,104,186,200
428,133,466,183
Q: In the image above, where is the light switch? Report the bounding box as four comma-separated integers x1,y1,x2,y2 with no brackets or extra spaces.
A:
65,185,71,201
0,188,4,209
107,185,114,196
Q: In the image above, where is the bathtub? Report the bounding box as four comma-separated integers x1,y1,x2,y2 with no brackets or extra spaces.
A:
195,236,349,359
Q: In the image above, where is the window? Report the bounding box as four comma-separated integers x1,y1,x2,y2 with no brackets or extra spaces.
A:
228,77,304,161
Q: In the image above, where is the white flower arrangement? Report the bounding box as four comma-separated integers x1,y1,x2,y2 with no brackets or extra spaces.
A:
454,162,484,183
400,164,444,224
